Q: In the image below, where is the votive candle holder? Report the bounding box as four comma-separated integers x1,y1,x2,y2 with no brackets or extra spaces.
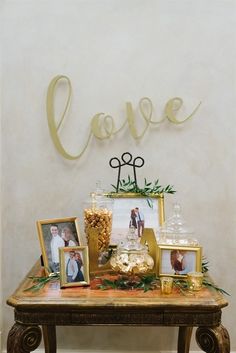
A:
160,276,173,294
187,272,203,291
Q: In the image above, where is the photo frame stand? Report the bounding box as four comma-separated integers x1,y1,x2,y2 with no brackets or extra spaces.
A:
87,227,114,275
140,228,158,275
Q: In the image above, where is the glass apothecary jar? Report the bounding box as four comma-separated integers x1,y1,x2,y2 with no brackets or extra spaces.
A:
157,202,198,246
84,192,113,252
110,226,154,275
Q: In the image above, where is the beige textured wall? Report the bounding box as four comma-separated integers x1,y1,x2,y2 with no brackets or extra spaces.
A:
1,0,236,351
0,6,2,345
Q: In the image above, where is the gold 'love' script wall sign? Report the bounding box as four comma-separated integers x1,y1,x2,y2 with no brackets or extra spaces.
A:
46,75,201,161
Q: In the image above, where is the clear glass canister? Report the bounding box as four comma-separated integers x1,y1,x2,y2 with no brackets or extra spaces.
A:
110,226,154,275
84,192,113,252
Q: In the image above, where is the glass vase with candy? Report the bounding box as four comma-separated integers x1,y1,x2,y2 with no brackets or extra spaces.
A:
84,189,113,269
110,226,154,287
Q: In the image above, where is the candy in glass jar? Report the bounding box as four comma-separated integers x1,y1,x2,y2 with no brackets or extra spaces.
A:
84,192,113,252
110,226,154,276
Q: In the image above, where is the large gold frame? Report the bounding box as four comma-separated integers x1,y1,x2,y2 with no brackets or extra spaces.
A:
107,192,165,227
37,217,81,276
157,244,202,278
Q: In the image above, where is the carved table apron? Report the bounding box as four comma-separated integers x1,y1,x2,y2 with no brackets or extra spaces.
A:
6,261,230,353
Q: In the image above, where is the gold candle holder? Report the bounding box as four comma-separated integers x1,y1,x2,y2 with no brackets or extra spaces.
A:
160,276,173,294
187,272,203,291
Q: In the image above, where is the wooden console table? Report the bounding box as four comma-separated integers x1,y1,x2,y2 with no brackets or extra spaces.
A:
6,261,230,353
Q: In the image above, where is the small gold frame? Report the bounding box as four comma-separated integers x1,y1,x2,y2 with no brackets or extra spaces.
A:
37,217,82,276
157,244,202,278
59,246,90,287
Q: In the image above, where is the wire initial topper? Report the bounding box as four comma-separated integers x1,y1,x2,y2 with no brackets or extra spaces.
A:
109,152,145,192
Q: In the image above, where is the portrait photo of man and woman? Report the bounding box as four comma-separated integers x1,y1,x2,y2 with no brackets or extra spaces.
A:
59,246,89,287
170,249,195,275
64,249,84,283
129,207,145,237
159,246,201,276
37,217,81,274
110,198,159,245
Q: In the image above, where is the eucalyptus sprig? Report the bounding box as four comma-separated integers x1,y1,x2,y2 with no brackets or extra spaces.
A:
24,271,60,292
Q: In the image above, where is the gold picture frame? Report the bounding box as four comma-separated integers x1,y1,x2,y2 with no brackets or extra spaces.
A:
157,244,202,278
59,246,90,288
37,217,81,275
106,192,165,245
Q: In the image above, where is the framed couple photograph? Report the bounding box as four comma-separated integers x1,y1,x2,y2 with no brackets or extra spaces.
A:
37,217,81,275
106,192,165,245
59,246,90,288
157,244,202,277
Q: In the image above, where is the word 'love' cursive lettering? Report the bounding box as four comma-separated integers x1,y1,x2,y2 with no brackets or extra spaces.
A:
46,75,201,160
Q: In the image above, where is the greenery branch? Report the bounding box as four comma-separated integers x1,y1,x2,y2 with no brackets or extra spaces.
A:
99,274,158,293
24,271,229,295
111,175,176,195
96,258,228,294
201,256,210,273
98,274,230,295
202,279,230,296
24,271,60,292
24,258,229,295
110,176,176,207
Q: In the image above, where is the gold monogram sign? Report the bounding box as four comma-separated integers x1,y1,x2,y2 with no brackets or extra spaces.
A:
46,75,201,160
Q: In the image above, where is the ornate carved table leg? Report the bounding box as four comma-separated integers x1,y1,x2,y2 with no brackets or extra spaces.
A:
42,325,57,353
7,322,42,353
178,326,193,353
196,325,230,353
